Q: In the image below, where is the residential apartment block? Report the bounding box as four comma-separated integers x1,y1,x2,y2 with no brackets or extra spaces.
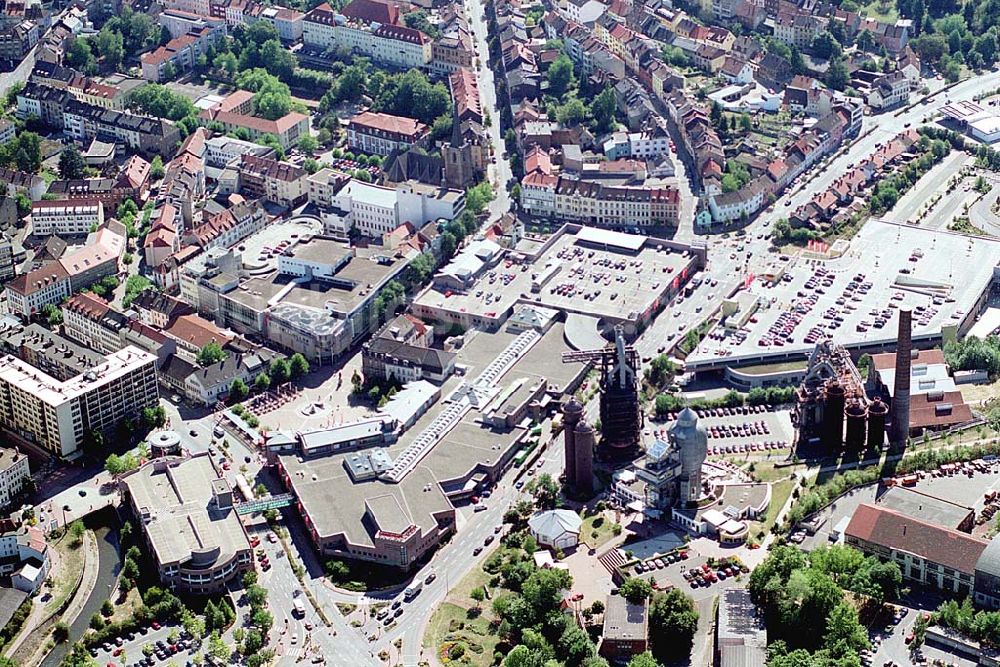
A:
30,199,104,236
236,154,307,207
0,447,30,510
303,0,432,70
347,111,430,157
0,346,159,458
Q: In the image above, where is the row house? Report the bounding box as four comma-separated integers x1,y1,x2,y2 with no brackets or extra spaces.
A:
430,25,474,74
236,154,307,208
665,91,725,188
186,201,266,251
252,5,304,42
62,292,176,366
774,12,826,49
159,132,206,228
143,204,181,269
29,62,142,111
519,175,680,227
47,155,151,208
0,19,37,61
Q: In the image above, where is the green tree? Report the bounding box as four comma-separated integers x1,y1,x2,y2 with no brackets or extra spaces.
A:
528,473,559,509
373,69,451,124
465,181,494,216
289,353,310,378
58,145,88,180
826,56,850,91
547,54,576,98
811,31,843,59
619,577,654,603
54,621,70,642
65,37,96,73
254,373,271,392
269,358,291,384
589,86,617,133
626,654,660,667
69,520,86,544
558,624,594,664
648,589,699,663
557,97,588,126
197,341,227,366
229,378,249,402
41,303,63,327
149,155,165,180
470,586,485,609
298,135,318,153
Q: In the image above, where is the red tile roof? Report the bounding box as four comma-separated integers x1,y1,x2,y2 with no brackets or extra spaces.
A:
164,314,233,350
870,348,946,372
349,111,428,138
846,503,986,575
341,0,400,26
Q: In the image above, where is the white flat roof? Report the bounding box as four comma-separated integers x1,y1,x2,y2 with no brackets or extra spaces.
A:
343,180,398,208
575,226,646,252
968,307,1000,339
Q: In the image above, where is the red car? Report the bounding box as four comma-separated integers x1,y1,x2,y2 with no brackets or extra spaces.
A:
151,622,160,630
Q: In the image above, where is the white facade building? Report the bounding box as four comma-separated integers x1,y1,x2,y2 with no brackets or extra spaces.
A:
30,200,104,236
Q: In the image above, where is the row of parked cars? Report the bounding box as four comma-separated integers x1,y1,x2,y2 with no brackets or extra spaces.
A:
633,550,690,574
709,441,788,455
682,562,748,588
706,420,772,439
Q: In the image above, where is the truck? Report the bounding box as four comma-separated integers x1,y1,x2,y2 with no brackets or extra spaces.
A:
292,598,305,617
403,582,423,601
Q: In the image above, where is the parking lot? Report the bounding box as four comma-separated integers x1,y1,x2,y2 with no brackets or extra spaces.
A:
89,623,193,667
650,406,795,458
688,221,1000,367
623,548,751,602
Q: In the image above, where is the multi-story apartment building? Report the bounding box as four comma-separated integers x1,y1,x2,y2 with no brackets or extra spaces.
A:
254,5,303,41
141,27,223,82
0,19,38,61
774,13,826,49
347,111,430,157
60,100,181,157
162,0,212,19
30,199,104,236
203,135,273,168
0,346,159,458
6,262,71,317
236,154,307,207
121,455,252,593
303,2,432,70
198,90,309,149
47,155,152,208
62,292,176,366
0,447,30,510
867,71,910,111
0,232,15,282
519,176,680,228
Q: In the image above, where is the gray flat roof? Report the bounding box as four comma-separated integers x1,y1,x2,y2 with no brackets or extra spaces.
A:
878,486,973,530
122,455,249,567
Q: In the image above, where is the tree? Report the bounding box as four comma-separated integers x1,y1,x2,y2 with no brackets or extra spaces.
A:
590,86,617,133
94,26,125,70
149,155,165,180
54,621,70,642
470,586,486,609
826,56,850,91
58,145,88,180
196,341,227,366
254,373,271,392
289,353,310,378
101,599,114,617
529,473,559,509
65,37,96,73
557,97,588,126
373,69,451,125
259,39,297,80
207,632,230,662
648,589,699,663
626,654,659,667
823,603,869,653
0,132,42,173
41,303,63,328
558,624,595,664
811,31,843,59
619,577,654,603
69,520,86,545
547,54,576,98
298,135,318,154
465,181,494,217
229,379,249,402
269,358,291,384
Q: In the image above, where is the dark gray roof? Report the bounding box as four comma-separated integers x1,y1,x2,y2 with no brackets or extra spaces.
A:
382,149,443,186
364,337,455,374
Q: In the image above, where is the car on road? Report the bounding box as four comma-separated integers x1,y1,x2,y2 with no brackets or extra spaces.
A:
474,504,488,512
425,572,437,584
484,535,494,545
473,546,483,555
189,429,198,437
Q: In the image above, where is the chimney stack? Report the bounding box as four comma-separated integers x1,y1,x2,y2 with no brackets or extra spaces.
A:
891,308,912,448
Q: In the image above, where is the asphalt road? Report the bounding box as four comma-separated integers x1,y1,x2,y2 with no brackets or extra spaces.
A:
466,0,511,222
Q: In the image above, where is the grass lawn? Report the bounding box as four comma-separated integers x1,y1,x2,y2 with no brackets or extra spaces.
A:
424,603,499,666
859,0,898,22
959,377,1000,405
765,480,795,530
109,588,143,625
45,531,87,616
581,512,620,550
